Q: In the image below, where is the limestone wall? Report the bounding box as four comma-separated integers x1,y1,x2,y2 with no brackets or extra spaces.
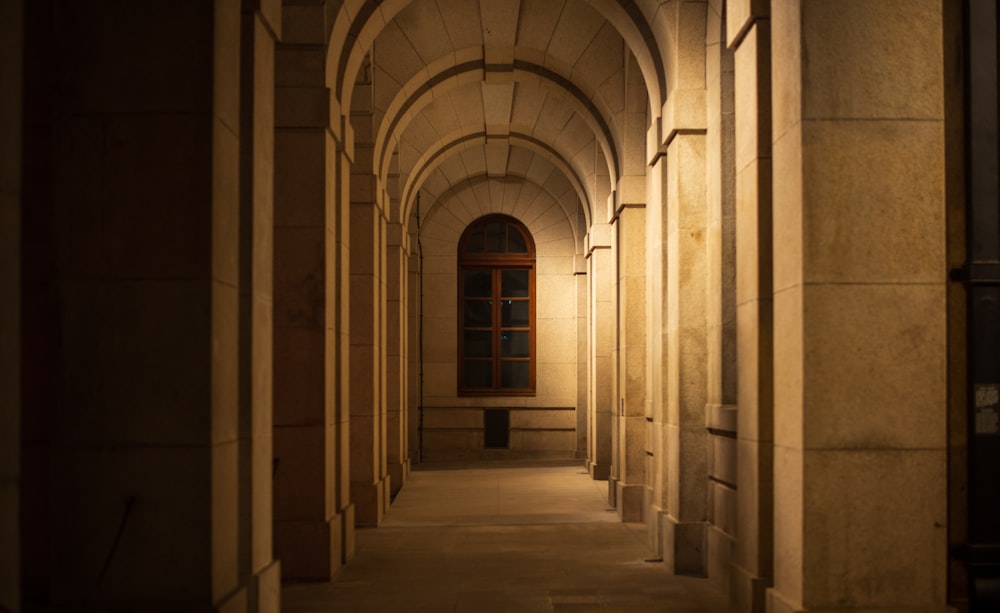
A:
416,177,582,461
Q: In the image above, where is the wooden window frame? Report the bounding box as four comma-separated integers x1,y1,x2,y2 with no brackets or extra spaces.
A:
457,215,536,397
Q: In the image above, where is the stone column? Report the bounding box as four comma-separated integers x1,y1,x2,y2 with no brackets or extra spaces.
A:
0,0,21,609
610,222,621,505
574,254,590,459
611,50,649,521
349,200,389,525
645,143,667,558
238,3,281,611
650,0,711,575
767,2,948,611
408,229,422,464
273,13,349,579
663,130,710,575
705,0,738,593
587,224,614,480
386,223,410,497
333,127,356,562
728,1,773,610
576,257,589,459
20,1,247,608
349,72,389,522
614,203,647,522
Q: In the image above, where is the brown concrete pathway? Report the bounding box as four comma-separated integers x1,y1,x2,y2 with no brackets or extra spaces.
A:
282,462,728,612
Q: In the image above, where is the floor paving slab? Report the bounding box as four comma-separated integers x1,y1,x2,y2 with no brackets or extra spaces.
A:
283,462,728,612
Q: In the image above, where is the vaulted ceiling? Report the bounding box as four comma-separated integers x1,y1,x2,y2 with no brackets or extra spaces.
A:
325,0,682,245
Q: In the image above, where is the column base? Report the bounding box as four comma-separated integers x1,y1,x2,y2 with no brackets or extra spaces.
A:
765,588,955,613
730,561,769,612
381,472,391,511
274,512,344,581
341,503,355,563
388,460,406,499
251,559,281,613
646,495,662,559
707,524,734,592
615,482,644,523
588,461,610,480
216,587,247,613
660,513,706,576
766,588,801,613
351,475,388,527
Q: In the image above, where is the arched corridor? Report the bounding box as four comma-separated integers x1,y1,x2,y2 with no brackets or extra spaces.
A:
2,1,998,612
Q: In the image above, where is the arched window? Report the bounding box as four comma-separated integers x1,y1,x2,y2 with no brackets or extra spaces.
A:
458,215,536,396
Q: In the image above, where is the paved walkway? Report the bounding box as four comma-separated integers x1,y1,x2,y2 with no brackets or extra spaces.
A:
282,462,728,612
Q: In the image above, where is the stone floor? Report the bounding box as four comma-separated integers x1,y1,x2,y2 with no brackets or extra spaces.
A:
282,462,728,612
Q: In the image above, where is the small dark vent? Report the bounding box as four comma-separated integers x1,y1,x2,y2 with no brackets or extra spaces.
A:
483,409,510,449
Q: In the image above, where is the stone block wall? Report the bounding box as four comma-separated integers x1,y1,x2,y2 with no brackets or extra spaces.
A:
415,175,582,462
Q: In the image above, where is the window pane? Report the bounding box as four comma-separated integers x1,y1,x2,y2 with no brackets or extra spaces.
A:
502,270,529,297
464,228,485,253
464,330,492,358
508,225,528,253
501,361,529,388
486,221,505,252
464,360,492,388
501,300,529,326
501,330,530,357
463,269,491,297
464,300,492,327
458,217,535,397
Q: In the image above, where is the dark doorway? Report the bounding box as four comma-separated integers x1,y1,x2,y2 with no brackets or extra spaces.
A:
483,409,510,449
